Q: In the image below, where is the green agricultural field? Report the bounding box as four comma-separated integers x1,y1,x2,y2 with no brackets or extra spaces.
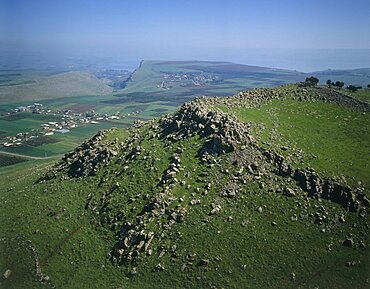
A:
0,153,28,167
0,113,63,137
0,94,178,158
0,121,130,158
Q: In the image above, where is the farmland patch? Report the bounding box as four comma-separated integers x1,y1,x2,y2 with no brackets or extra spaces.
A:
0,154,28,167
26,136,60,147
67,103,98,113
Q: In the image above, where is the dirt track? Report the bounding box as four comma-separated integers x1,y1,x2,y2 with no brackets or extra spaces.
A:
0,150,60,160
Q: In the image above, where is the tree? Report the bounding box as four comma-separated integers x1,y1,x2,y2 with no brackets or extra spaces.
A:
347,85,362,93
300,76,319,87
368,84,370,89
326,79,332,87
334,81,344,89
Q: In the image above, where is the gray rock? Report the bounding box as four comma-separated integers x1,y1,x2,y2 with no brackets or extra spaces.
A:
153,263,165,272
290,215,298,221
3,269,11,279
130,267,137,275
210,206,221,215
338,215,345,223
284,187,295,197
198,259,210,266
189,199,200,206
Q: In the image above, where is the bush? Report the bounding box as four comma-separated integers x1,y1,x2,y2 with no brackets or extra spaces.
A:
299,76,319,87
333,81,344,89
347,85,362,93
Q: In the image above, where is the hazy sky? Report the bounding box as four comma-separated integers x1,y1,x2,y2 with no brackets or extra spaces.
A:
1,0,370,70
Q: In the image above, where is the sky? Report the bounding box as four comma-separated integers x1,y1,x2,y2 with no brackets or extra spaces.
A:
1,0,370,71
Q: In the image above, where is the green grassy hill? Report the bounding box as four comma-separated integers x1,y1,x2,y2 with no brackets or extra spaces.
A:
0,71,113,104
0,84,369,289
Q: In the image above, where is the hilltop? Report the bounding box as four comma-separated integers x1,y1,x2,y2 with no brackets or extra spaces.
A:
0,84,369,289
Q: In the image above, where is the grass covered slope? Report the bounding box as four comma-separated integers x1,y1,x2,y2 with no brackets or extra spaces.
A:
0,71,112,104
218,91,370,189
1,85,369,289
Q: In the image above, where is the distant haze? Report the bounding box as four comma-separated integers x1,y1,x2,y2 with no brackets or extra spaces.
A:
1,0,370,72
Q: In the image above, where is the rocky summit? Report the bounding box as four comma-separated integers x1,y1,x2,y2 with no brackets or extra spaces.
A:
1,84,369,289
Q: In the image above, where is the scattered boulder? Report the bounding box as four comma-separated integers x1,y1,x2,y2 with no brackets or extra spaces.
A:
210,204,222,215
284,187,295,197
130,267,137,276
198,259,210,266
3,269,11,279
290,215,298,222
189,199,201,206
153,263,165,272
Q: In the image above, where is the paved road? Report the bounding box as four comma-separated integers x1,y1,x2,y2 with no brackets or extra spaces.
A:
0,150,60,160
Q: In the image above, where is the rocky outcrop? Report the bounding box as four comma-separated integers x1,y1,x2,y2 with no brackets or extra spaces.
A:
217,86,369,111
263,149,369,213
38,130,120,181
58,130,119,178
160,99,253,155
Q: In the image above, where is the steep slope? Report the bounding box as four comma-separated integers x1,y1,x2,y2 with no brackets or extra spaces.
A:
1,85,369,289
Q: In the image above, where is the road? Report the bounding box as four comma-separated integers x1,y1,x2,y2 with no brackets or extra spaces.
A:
0,150,60,160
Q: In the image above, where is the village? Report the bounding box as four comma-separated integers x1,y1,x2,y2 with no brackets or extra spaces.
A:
157,72,219,89
1,102,140,148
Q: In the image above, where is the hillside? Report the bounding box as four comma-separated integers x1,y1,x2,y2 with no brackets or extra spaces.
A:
0,71,113,104
1,84,369,289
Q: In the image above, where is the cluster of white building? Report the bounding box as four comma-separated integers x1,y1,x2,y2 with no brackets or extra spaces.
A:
1,103,142,148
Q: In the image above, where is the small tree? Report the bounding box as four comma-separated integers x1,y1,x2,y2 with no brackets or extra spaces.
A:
368,84,370,89
334,81,344,89
302,76,319,87
326,79,332,87
347,85,362,93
